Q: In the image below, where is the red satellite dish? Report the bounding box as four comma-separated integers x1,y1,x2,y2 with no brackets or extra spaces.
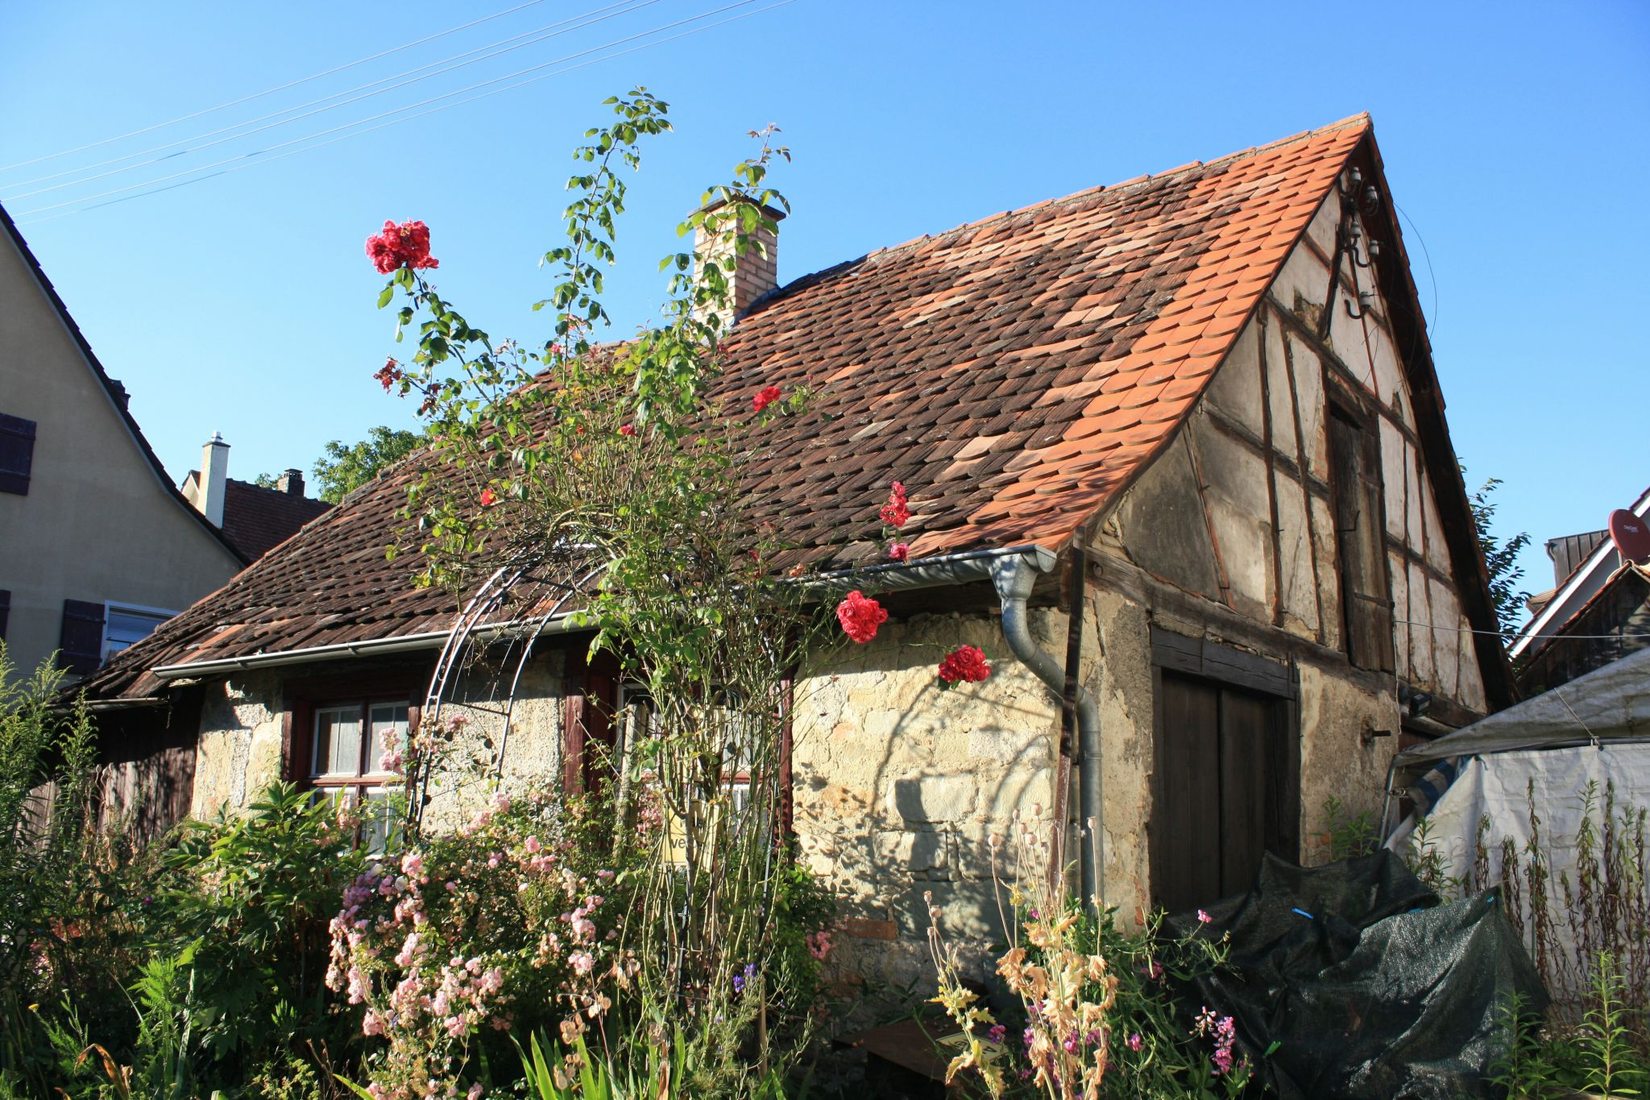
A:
1608,508,1650,565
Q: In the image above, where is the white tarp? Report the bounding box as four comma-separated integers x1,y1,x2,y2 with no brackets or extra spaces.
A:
1393,645,1650,771
1385,649,1650,1011
1395,743,1650,886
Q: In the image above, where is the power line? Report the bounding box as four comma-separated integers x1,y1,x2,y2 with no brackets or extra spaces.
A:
4,0,661,199
0,0,550,175
15,0,792,225
1393,616,1650,642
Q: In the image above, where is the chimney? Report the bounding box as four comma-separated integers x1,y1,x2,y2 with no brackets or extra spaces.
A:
276,468,305,497
199,432,229,527
692,197,784,335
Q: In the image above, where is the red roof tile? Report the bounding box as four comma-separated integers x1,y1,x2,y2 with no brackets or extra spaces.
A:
83,116,1370,698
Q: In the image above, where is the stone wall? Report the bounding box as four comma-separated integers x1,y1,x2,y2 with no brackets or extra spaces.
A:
790,609,1064,999
188,650,568,825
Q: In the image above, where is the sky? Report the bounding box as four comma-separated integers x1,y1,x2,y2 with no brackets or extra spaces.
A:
2,1,1646,618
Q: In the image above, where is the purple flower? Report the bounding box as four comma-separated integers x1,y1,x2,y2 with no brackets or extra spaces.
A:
732,962,757,994
988,1024,1007,1044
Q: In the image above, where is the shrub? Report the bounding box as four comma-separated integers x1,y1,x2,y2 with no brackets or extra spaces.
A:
929,823,1251,1099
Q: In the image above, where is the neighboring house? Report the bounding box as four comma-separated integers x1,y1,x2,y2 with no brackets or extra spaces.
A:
1512,486,1650,695
0,201,246,683
80,116,1511,990
179,445,332,561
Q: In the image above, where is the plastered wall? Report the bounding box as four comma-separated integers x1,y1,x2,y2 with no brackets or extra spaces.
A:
0,228,241,681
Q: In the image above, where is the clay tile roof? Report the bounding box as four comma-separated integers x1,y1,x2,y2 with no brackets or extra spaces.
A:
218,479,334,560
83,115,1369,698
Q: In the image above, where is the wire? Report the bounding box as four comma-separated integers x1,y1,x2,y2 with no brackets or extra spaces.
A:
1393,199,1439,339
13,0,782,223
4,0,662,199
0,0,551,175
1393,616,1650,642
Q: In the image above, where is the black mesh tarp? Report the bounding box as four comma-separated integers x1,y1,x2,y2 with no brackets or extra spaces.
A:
1166,851,1547,1099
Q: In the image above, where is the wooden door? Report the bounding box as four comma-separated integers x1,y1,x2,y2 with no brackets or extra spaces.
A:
1153,671,1298,913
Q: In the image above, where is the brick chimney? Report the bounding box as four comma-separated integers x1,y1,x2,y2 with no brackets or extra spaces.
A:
692,197,784,334
276,468,305,497
199,432,229,526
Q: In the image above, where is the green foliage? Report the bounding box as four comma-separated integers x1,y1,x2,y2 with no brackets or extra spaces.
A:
0,644,154,1092
363,88,831,1098
1490,955,1650,1098
157,782,367,1087
1462,464,1532,639
1579,953,1648,1097
1321,795,1380,861
311,426,423,503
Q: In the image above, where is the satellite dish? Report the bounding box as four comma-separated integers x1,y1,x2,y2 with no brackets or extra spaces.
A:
1608,508,1650,565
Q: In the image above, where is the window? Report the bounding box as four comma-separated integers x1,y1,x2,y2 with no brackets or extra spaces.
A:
0,590,9,640
308,699,412,852
102,603,174,662
1326,402,1396,672
0,413,35,495
57,600,175,674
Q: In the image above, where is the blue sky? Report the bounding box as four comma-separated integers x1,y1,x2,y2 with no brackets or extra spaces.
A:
2,1,1646,614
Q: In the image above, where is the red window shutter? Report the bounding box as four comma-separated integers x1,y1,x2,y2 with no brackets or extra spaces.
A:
58,599,105,674
0,413,36,496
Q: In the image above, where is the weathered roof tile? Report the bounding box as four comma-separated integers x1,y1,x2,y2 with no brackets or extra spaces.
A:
83,115,1369,697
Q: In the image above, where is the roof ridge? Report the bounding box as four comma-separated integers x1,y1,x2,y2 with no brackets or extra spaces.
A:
0,200,250,567
845,114,1373,268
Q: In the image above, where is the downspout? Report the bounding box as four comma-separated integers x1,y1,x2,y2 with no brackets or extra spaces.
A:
990,549,1105,913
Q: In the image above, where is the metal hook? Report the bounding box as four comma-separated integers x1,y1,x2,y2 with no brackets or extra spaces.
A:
1344,289,1376,319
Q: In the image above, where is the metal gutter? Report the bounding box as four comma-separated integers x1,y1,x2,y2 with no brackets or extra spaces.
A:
988,550,1105,912
150,619,581,681
152,544,1061,683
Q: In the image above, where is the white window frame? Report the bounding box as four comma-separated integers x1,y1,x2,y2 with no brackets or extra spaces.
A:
101,601,176,663
308,698,412,853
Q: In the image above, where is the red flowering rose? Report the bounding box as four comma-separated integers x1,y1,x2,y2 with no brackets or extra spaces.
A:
366,219,440,275
887,542,909,562
479,487,498,508
618,423,637,437
879,481,910,528
836,590,888,644
937,645,991,684
752,384,782,413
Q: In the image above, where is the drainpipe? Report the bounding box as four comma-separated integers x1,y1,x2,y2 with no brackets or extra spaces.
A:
990,550,1104,913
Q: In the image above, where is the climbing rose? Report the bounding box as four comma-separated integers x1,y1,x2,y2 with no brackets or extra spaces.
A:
836,590,888,643
479,487,498,507
752,384,782,413
366,219,439,275
887,541,909,562
937,644,990,684
879,481,910,528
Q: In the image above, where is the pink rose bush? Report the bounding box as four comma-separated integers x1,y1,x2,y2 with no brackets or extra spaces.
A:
327,792,644,1099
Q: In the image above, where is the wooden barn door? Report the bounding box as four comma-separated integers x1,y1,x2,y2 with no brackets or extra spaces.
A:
1152,662,1299,914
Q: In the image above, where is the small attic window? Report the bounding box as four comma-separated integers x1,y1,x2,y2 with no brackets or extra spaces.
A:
0,412,37,495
